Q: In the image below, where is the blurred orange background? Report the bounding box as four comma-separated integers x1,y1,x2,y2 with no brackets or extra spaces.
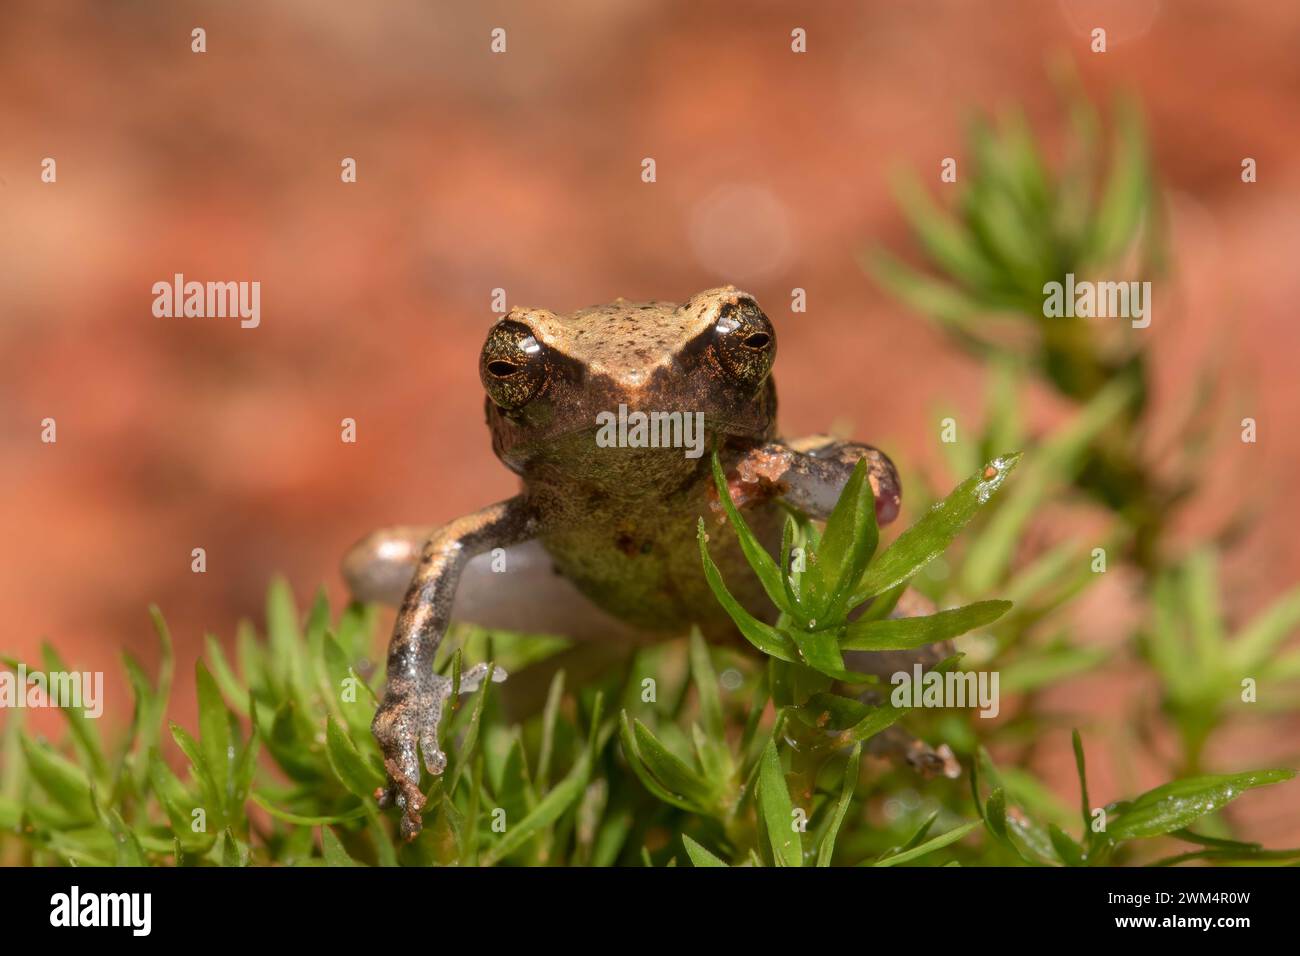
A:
3,1,1299,839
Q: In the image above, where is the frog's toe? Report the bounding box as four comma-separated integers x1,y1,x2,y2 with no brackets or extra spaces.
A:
414,664,504,772
419,704,448,777
372,690,430,838
458,662,508,694
378,761,426,840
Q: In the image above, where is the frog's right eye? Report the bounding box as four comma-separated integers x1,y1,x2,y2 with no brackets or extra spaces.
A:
480,320,547,410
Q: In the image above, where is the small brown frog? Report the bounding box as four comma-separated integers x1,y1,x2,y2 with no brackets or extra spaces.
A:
344,287,946,839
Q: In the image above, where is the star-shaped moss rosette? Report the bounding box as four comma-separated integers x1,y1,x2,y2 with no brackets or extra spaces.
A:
697,452,1021,681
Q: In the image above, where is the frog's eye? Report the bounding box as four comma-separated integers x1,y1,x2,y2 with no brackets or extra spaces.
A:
713,301,776,387
480,320,547,410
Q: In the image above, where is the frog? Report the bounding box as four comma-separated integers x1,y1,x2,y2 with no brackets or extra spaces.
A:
343,286,953,840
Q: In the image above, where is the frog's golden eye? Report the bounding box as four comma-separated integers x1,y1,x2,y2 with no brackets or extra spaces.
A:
713,301,776,387
480,320,547,410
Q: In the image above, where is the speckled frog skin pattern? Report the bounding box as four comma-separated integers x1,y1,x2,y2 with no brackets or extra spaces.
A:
343,286,940,839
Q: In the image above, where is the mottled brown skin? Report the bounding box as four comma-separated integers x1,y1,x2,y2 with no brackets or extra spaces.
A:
344,287,913,839
483,292,785,639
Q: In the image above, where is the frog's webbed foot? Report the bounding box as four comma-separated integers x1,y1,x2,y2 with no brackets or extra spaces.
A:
372,665,508,839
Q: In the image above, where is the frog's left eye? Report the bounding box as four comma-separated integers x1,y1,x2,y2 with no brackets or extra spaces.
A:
713,301,776,387
480,320,547,410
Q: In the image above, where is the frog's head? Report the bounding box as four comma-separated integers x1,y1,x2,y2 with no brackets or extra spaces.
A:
479,287,778,483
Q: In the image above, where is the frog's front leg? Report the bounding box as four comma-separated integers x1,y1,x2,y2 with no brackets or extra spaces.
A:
732,434,902,525
366,497,539,840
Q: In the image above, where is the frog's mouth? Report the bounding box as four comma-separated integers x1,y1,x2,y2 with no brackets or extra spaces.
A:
492,418,769,481
487,377,777,473
529,417,746,458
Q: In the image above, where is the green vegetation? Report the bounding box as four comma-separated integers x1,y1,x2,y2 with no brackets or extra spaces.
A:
3,78,1297,867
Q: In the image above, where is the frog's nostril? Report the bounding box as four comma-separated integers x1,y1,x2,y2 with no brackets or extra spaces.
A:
488,361,521,377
